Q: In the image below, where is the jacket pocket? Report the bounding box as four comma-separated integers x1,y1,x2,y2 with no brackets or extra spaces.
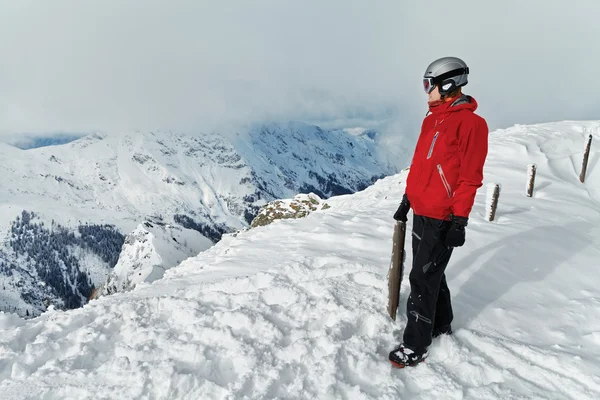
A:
426,131,439,159
437,164,452,198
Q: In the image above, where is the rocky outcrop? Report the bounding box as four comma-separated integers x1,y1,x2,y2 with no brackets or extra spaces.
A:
251,193,330,228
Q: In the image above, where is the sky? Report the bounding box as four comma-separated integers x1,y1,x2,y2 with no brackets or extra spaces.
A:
0,0,599,144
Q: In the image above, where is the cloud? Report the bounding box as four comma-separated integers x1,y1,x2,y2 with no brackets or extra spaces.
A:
0,0,598,144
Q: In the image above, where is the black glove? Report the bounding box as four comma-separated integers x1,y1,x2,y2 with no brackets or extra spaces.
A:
393,194,411,222
445,214,468,247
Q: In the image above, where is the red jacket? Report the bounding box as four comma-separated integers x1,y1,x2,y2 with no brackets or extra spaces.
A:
405,95,488,220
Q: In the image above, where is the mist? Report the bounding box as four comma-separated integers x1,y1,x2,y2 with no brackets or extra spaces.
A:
1,0,599,144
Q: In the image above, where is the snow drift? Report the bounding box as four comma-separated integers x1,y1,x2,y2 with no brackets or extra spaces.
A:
0,121,599,399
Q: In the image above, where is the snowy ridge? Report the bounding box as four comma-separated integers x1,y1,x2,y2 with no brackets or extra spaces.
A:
1,121,600,399
96,221,212,297
0,123,395,316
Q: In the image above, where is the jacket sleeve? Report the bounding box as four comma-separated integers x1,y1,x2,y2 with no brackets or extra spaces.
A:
451,116,489,218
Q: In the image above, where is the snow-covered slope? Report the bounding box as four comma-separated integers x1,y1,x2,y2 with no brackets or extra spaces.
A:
0,122,396,316
1,121,599,399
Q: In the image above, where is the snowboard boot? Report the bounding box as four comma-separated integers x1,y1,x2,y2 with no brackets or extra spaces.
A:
388,344,428,368
432,324,452,339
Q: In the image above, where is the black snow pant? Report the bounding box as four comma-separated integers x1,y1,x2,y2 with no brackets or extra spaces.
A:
402,213,454,352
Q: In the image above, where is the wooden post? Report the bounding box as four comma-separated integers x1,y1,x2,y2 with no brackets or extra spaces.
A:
526,164,536,197
580,134,592,183
486,183,500,221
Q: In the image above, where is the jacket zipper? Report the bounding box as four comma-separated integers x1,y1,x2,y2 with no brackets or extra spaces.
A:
437,164,452,198
426,131,439,159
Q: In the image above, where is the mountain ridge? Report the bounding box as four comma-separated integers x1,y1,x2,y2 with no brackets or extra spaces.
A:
0,122,401,317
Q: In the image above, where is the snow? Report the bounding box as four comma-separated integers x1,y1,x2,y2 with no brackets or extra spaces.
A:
0,313,26,330
1,120,600,399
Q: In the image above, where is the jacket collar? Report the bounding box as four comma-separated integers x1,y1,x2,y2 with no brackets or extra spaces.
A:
427,94,478,116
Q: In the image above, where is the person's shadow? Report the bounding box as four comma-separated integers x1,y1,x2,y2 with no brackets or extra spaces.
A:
448,221,595,329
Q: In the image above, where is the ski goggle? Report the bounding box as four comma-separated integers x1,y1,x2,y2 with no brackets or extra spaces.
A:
423,77,435,94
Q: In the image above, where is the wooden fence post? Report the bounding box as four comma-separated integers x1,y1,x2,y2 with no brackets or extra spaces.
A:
526,164,536,197
486,183,500,221
580,133,592,183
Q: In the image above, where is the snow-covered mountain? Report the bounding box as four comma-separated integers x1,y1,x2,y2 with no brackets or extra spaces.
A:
1,120,598,399
0,122,399,317
94,220,214,298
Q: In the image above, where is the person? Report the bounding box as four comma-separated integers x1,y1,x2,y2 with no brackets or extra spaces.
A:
388,56,489,368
